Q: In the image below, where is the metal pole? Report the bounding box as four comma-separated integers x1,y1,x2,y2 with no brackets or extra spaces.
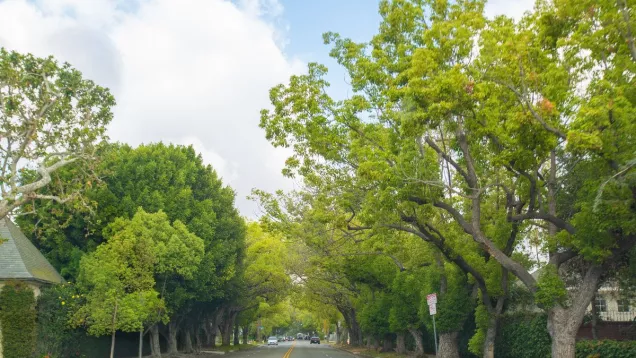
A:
432,315,438,355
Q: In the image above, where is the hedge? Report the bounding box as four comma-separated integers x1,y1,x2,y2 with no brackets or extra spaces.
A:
0,281,37,358
575,340,636,358
495,312,636,358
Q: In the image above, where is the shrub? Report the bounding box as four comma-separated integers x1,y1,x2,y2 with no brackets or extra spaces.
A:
0,281,37,358
575,340,636,358
36,283,85,357
494,312,551,358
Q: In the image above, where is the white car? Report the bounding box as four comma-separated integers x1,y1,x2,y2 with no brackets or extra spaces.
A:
268,336,278,345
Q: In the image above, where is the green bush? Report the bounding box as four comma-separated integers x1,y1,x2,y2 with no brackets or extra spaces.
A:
0,281,37,358
36,283,85,357
495,313,551,358
575,340,636,358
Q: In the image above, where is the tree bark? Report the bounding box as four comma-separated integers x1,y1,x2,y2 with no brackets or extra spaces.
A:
242,325,249,344
166,321,179,354
408,328,424,357
139,327,144,358
482,316,498,358
591,293,598,340
381,333,393,352
110,301,118,358
220,310,236,346
150,324,162,357
233,320,240,346
345,309,362,346
396,332,406,354
547,265,602,358
438,331,460,358
183,328,193,353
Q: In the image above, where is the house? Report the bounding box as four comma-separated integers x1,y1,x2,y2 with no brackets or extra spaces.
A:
0,218,63,357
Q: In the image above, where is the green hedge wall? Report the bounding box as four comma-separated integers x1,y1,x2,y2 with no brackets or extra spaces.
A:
0,281,37,358
575,340,636,358
495,312,636,358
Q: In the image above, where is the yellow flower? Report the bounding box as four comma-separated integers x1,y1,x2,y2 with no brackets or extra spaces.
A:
61,301,66,305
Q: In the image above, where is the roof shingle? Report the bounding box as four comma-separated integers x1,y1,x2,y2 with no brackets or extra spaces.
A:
0,218,63,284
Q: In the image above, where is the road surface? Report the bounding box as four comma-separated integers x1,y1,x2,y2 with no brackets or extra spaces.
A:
223,340,355,358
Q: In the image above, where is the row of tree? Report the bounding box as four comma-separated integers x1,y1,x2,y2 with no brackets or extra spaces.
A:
254,0,635,358
0,47,293,356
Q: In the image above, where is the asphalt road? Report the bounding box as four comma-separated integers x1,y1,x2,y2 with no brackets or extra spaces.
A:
225,340,355,358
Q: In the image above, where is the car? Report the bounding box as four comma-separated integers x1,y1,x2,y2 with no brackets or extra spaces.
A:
278,337,284,342
268,336,278,345
310,336,320,344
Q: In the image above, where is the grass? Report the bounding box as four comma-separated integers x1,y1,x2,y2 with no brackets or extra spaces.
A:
201,343,257,352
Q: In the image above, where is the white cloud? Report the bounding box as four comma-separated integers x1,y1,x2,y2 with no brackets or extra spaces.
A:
0,0,303,218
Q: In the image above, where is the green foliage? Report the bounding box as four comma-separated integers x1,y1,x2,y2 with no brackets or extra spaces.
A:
0,48,115,219
36,283,85,357
575,340,636,358
72,209,203,336
468,303,489,355
495,313,551,358
0,281,37,358
534,264,568,309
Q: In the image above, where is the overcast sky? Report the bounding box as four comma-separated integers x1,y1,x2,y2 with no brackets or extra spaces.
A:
0,0,534,218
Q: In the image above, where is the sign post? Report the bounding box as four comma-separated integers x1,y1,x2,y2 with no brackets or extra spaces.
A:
426,293,438,355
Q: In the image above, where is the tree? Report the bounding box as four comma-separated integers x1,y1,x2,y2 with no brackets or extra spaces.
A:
72,209,204,358
258,0,635,357
0,48,115,219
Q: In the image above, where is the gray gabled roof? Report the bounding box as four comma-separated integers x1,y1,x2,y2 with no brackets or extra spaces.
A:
0,218,63,284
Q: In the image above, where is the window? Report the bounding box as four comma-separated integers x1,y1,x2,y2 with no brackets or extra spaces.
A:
595,297,607,312
617,299,631,313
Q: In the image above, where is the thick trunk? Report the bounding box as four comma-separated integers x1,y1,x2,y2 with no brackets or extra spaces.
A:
195,325,202,352
242,325,249,344
233,320,240,346
482,316,498,358
591,293,598,340
167,321,179,354
547,266,602,358
381,333,393,353
335,322,340,344
547,308,578,358
183,328,193,353
408,328,424,357
366,334,374,349
438,331,460,358
220,311,236,346
150,324,162,357
346,310,362,346
339,328,348,344
396,332,406,354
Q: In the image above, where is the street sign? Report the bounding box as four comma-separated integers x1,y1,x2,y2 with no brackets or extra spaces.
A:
426,293,439,355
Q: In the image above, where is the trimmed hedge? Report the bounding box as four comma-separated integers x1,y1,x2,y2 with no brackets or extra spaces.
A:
0,281,37,358
576,340,636,358
495,312,636,358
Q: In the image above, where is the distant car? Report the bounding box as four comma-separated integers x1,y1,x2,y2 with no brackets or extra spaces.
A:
278,337,284,342
268,336,278,345
310,336,320,344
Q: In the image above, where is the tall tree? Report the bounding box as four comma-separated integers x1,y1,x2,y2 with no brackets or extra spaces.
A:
258,1,635,357
0,48,114,219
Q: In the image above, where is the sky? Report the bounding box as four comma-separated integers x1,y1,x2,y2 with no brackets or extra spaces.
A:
0,0,534,217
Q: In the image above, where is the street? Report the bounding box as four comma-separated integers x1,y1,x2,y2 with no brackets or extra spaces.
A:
224,340,355,358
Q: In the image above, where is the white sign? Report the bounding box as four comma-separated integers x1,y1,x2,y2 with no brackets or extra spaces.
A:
427,293,437,316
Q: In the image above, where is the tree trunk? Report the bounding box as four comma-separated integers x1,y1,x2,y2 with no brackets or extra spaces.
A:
221,311,236,346
408,328,424,357
335,322,341,344
242,325,249,344
195,325,203,352
591,293,598,340
339,328,348,344
139,327,144,358
346,310,362,346
110,301,118,358
396,332,406,354
482,316,498,358
547,266,602,358
438,331,460,358
366,334,373,349
183,328,193,353
167,321,179,354
381,333,393,352
233,320,240,346
150,324,162,357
